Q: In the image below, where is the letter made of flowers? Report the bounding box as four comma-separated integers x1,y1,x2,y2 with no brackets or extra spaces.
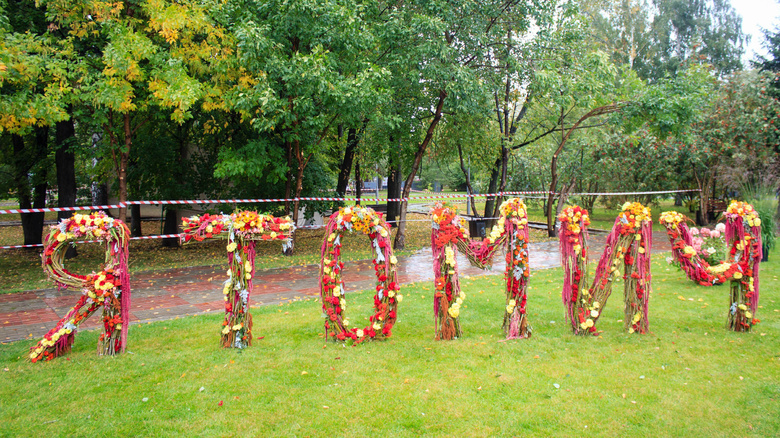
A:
558,202,652,335
319,206,401,344
181,212,295,348
31,211,131,362
430,203,469,340
433,198,532,340
660,201,761,332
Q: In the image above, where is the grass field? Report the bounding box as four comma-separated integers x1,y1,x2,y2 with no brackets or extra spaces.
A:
1,249,778,437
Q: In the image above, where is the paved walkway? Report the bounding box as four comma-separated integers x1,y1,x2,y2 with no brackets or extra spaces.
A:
0,232,671,343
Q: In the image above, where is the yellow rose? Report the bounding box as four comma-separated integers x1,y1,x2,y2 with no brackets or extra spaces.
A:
733,272,743,280
396,294,403,302
356,329,364,338
221,326,230,334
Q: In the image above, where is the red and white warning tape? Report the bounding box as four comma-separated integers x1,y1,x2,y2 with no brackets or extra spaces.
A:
0,234,186,250
0,189,700,215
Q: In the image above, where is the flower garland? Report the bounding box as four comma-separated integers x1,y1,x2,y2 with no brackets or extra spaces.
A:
31,211,130,362
558,206,591,334
498,199,532,339
433,198,532,340
559,202,652,335
430,203,469,340
723,201,762,332
319,206,401,344
181,211,294,348
660,201,761,332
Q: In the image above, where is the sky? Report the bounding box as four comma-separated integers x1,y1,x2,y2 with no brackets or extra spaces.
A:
732,0,780,65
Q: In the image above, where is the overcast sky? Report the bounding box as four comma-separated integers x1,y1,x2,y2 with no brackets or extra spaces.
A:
732,0,779,65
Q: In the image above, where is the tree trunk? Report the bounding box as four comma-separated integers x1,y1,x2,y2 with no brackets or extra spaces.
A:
546,103,624,236
130,204,142,237
489,140,510,226
161,207,180,247
354,153,362,205
694,170,711,226
118,113,132,224
56,116,78,258
386,151,402,224
284,141,293,216
393,90,447,250
484,158,501,220
15,128,49,246
336,128,359,198
456,141,478,217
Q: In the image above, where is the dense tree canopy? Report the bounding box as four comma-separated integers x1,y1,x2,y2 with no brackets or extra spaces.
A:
0,0,774,247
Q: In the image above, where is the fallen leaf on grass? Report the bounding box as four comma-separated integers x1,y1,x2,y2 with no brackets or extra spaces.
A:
301,371,308,375
218,401,223,406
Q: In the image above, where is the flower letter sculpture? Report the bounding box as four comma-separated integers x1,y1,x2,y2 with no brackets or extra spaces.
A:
660,201,762,332
31,211,130,362
430,204,469,340
430,199,532,340
181,212,295,348
558,203,652,335
319,205,401,344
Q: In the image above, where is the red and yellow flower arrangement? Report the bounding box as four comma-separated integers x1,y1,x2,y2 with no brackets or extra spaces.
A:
31,211,130,362
660,201,761,332
430,203,468,340
559,202,652,335
181,211,294,348
319,206,401,344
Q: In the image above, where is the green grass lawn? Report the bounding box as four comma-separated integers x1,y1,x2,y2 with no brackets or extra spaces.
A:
1,249,778,436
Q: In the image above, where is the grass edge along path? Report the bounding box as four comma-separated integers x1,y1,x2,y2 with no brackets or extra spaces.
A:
1,251,778,437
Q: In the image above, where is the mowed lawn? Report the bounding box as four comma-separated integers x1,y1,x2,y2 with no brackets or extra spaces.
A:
1,251,778,437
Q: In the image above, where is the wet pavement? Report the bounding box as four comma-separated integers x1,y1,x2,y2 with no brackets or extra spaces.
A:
0,231,670,343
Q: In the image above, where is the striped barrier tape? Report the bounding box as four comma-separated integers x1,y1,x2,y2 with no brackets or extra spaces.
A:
0,189,702,215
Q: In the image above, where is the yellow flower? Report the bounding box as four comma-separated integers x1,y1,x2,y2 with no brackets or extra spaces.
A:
745,311,753,319
245,273,252,280
590,310,599,318
343,319,350,326
270,232,277,239
356,329,364,338
754,218,762,227
226,242,237,252
221,326,230,334
390,255,398,265
397,294,403,302
373,322,381,330
56,233,67,242
733,272,743,280
232,324,243,331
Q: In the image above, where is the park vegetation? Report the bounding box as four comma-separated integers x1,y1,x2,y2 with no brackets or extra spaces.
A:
1,0,779,249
